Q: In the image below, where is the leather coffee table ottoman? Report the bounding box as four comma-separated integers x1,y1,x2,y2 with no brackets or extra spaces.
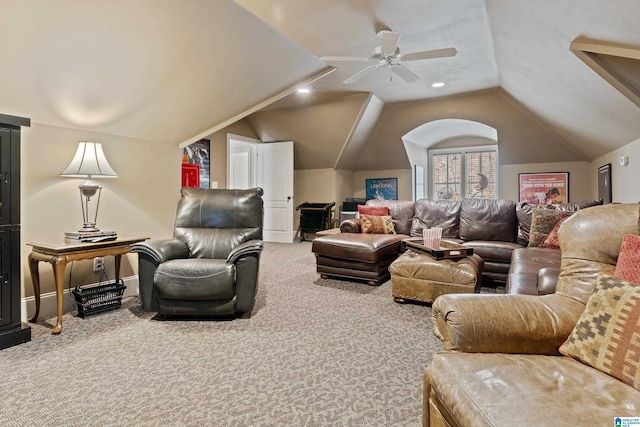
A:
312,233,407,285
389,250,484,304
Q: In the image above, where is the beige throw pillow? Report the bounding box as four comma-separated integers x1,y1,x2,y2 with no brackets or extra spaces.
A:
360,215,395,234
559,273,640,391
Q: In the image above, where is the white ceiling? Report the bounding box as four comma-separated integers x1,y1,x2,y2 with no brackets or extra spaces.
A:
237,0,640,159
235,0,499,102
2,0,639,160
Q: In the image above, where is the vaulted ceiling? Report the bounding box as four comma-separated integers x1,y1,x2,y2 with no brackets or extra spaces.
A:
2,1,639,170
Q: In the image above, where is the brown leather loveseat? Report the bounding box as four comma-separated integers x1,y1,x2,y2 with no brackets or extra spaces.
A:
423,202,640,426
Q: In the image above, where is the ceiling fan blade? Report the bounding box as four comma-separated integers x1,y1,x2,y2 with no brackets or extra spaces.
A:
320,56,371,63
391,64,420,83
343,65,375,84
401,47,457,61
380,31,401,55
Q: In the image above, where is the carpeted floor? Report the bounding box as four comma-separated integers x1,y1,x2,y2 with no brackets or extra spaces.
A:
0,242,443,426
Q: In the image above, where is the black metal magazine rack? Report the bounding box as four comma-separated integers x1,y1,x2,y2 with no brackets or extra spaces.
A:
296,201,335,242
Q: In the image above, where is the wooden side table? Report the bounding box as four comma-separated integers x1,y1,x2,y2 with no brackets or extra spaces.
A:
27,237,148,334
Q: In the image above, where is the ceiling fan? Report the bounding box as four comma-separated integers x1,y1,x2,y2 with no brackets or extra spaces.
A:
321,30,457,84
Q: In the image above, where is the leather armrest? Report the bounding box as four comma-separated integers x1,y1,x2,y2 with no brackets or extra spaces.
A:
131,239,189,263
340,218,361,233
537,267,560,295
227,239,263,264
432,293,585,355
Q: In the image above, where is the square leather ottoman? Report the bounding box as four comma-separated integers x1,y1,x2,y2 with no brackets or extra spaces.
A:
389,250,484,303
311,233,407,285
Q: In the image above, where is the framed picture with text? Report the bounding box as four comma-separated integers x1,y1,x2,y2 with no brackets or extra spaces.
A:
366,178,398,200
518,172,569,205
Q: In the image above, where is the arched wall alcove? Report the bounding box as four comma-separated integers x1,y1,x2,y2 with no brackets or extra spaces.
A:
402,119,498,199
403,118,497,148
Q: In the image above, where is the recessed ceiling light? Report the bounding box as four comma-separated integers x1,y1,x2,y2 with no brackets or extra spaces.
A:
431,82,446,88
297,88,310,94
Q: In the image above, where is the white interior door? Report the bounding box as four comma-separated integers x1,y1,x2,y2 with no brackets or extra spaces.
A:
256,141,294,243
230,151,250,189
227,138,255,189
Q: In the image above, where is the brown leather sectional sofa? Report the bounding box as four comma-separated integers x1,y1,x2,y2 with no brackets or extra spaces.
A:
424,202,640,426
312,197,602,293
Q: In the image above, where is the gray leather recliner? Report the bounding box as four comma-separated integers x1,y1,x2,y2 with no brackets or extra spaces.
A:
132,187,264,317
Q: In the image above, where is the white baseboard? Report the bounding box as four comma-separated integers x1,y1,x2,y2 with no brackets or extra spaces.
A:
21,275,139,323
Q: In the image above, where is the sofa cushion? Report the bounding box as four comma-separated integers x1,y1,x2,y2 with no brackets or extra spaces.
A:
614,234,640,285
365,199,415,235
528,209,574,247
463,240,522,263
459,198,517,242
559,273,640,391
554,199,604,211
426,352,640,427
507,247,561,295
155,258,236,300
360,214,395,234
410,199,461,238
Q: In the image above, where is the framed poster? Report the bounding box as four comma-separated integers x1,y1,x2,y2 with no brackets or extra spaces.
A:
597,163,612,204
183,139,210,189
366,178,398,200
518,172,569,205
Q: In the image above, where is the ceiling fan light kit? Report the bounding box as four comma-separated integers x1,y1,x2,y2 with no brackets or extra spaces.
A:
321,30,457,85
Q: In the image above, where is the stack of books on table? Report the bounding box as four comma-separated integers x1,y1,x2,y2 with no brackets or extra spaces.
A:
64,230,118,243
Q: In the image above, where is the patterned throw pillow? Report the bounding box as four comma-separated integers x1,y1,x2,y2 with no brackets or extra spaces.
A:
540,215,572,249
360,215,395,234
357,205,389,217
559,273,640,391
614,234,640,285
528,209,574,247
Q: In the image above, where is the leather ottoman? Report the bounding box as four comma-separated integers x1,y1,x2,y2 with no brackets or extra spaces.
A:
311,233,407,285
389,250,484,304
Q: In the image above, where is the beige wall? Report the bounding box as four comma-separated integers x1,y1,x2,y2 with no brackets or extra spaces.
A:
334,169,355,225
21,123,180,301
591,137,640,203
294,168,336,230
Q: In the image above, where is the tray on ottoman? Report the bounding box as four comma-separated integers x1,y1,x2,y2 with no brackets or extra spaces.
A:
402,238,473,260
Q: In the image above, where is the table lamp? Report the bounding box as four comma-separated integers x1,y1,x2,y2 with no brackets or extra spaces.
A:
60,142,118,232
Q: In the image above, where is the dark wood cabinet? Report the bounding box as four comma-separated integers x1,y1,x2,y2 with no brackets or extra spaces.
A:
0,113,31,350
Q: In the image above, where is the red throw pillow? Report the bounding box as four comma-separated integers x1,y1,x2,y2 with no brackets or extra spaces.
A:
357,205,389,217
614,234,640,285
540,216,572,249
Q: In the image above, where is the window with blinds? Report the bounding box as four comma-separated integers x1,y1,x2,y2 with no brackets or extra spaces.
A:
430,146,498,200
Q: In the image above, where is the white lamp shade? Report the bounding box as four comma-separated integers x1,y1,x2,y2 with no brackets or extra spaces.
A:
60,142,118,178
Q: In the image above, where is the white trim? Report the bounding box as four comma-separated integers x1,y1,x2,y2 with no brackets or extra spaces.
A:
429,144,498,155
21,275,139,323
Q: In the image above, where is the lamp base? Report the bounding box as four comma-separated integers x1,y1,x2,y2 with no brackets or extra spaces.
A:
77,184,102,233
